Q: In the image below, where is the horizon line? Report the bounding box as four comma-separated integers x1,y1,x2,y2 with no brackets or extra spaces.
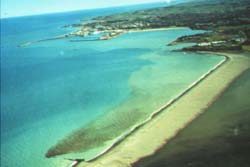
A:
0,1,165,19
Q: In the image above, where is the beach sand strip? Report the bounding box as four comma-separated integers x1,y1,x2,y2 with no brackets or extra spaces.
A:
77,52,250,167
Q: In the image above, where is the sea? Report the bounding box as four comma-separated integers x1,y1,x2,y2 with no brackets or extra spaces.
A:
0,2,225,167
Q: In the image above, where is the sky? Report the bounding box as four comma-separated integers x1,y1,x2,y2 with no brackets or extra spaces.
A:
1,0,171,18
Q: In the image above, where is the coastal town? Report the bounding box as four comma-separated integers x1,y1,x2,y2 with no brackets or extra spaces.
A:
63,0,250,52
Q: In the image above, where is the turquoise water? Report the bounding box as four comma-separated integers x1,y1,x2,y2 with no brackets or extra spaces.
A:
1,4,225,167
45,30,225,161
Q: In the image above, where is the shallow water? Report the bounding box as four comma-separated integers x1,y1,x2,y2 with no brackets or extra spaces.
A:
1,5,225,167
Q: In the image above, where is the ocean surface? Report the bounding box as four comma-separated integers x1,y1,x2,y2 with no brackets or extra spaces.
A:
1,2,225,167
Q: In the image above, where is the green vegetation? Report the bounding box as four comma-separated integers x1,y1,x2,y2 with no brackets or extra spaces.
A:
71,0,250,51
170,25,250,51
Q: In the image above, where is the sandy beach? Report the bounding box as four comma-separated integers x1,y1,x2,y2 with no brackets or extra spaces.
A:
77,52,250,167
99,27,187,41
134,65,250,167
127,27,188,33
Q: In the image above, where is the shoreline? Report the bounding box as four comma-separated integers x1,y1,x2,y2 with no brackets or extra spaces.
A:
77,52,249,167
126,27,188,33
82,55,226,163
99,27,188,40
46,28,224,161
133,68,250,167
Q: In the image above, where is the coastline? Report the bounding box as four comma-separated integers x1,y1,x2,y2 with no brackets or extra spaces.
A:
81,54,226,162
126,27,188,33
99,27,188,40
133,68,250,167
77,52,249,167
